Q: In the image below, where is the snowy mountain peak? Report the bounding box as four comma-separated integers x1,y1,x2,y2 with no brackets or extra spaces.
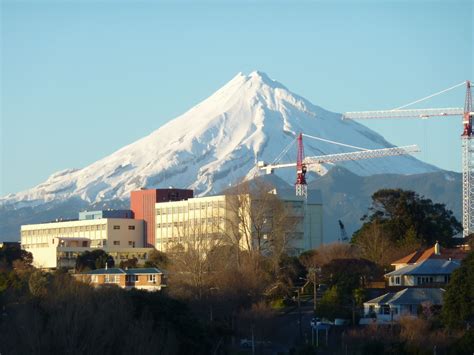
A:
1,71,438,207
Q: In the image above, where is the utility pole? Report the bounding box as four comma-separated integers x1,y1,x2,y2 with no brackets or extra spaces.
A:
297,289,302,340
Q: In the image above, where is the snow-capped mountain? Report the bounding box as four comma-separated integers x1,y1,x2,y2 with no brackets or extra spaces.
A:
1,71,438,208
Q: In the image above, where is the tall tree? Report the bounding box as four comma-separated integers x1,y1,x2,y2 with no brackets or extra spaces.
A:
442,252,474,329
75,250,114,271
353,189,461,261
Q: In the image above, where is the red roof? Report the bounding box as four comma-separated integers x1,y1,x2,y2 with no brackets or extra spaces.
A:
392,244,468,266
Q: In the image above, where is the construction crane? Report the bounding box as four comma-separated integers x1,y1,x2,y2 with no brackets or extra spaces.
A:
257,133,420,200
343,80,473,237
338,220,349,242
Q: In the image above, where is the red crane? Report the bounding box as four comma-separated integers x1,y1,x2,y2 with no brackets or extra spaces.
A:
295,133,308,199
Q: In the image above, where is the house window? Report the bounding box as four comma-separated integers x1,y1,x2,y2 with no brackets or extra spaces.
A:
380,305,391,315
113,241,120,246
148,274,156,283
113,225,120,230
128,226,135,230
395,276,401,285
91,275,98,283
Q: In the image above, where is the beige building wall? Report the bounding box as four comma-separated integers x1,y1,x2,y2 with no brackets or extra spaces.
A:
21,219,144,268
155,195,232,252
155,191,323,255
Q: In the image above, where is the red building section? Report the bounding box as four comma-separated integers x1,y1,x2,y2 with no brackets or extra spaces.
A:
130,188,193,247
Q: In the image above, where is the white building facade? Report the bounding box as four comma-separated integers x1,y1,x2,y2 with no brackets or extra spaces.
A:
154,189,323,255
21,218,146,268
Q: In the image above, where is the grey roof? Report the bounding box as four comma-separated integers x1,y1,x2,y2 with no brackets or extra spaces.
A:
385,259,460,277
365,288,445,306
84,268,125,275
81,267,163,275
125,268,163,275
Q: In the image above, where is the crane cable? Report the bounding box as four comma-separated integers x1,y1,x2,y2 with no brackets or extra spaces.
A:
302,133,370,151
271,136,297,165
393,81,466,110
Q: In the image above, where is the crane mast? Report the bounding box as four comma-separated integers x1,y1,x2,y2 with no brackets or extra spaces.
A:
295,133,308,199
462,81,473,237
343,80,473,237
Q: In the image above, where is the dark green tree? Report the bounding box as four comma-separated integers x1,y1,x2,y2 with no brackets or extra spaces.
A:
320,258,381,296
75,250,114,271
144,249,169,269
353,189,461,248
442,252,474,329
119,257,138,269
0,243,33,269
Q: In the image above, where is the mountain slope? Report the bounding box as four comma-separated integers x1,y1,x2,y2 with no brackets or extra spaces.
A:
1,71,438,209
310,167,461,242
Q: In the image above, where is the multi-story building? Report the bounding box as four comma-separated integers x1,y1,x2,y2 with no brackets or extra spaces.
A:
130,188,193,248
155,188,323,255
21,214,148,269
74,267,167,291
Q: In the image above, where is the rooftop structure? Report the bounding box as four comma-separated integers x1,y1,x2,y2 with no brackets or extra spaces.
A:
392,241,469,270
79,209,133,220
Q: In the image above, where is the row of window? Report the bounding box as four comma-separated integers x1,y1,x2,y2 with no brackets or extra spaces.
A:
22,224,107,236
22,224,137,236
156,218,225,229
97,274,158,284
156,201,226,215
113,225,136,230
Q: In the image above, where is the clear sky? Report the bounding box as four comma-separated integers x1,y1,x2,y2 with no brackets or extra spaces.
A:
1,0,472,195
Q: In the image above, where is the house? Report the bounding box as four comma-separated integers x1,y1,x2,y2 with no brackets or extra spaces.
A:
385,258,461,287
363,288,445,324
74,267,167,291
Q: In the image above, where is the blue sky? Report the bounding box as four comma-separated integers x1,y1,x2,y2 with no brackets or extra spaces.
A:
1,0,472,195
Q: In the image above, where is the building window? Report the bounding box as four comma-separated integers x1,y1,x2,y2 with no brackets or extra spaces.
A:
395,276,401,285
148,274,156,283
91,275,98,283
126,275,138,282
113,225,120,230
128,225,135,230
113,241,120,245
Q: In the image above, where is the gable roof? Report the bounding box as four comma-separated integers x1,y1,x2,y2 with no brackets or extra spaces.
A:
385,259,461,277
365,288,445,306
392,244,468,266
80,267,163,275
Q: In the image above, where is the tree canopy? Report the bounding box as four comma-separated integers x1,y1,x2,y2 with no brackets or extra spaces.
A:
75,250,114,271
352,189,461,264
442,252,474,329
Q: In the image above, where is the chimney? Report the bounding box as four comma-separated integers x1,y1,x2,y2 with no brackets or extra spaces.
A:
434,241,441,255
105,262,108,270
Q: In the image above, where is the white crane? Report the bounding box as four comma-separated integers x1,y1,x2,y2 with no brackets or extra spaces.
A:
343,80,473,237
258,133,420,200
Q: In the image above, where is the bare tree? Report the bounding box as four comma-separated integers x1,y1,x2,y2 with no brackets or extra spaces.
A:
221,179,301,271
